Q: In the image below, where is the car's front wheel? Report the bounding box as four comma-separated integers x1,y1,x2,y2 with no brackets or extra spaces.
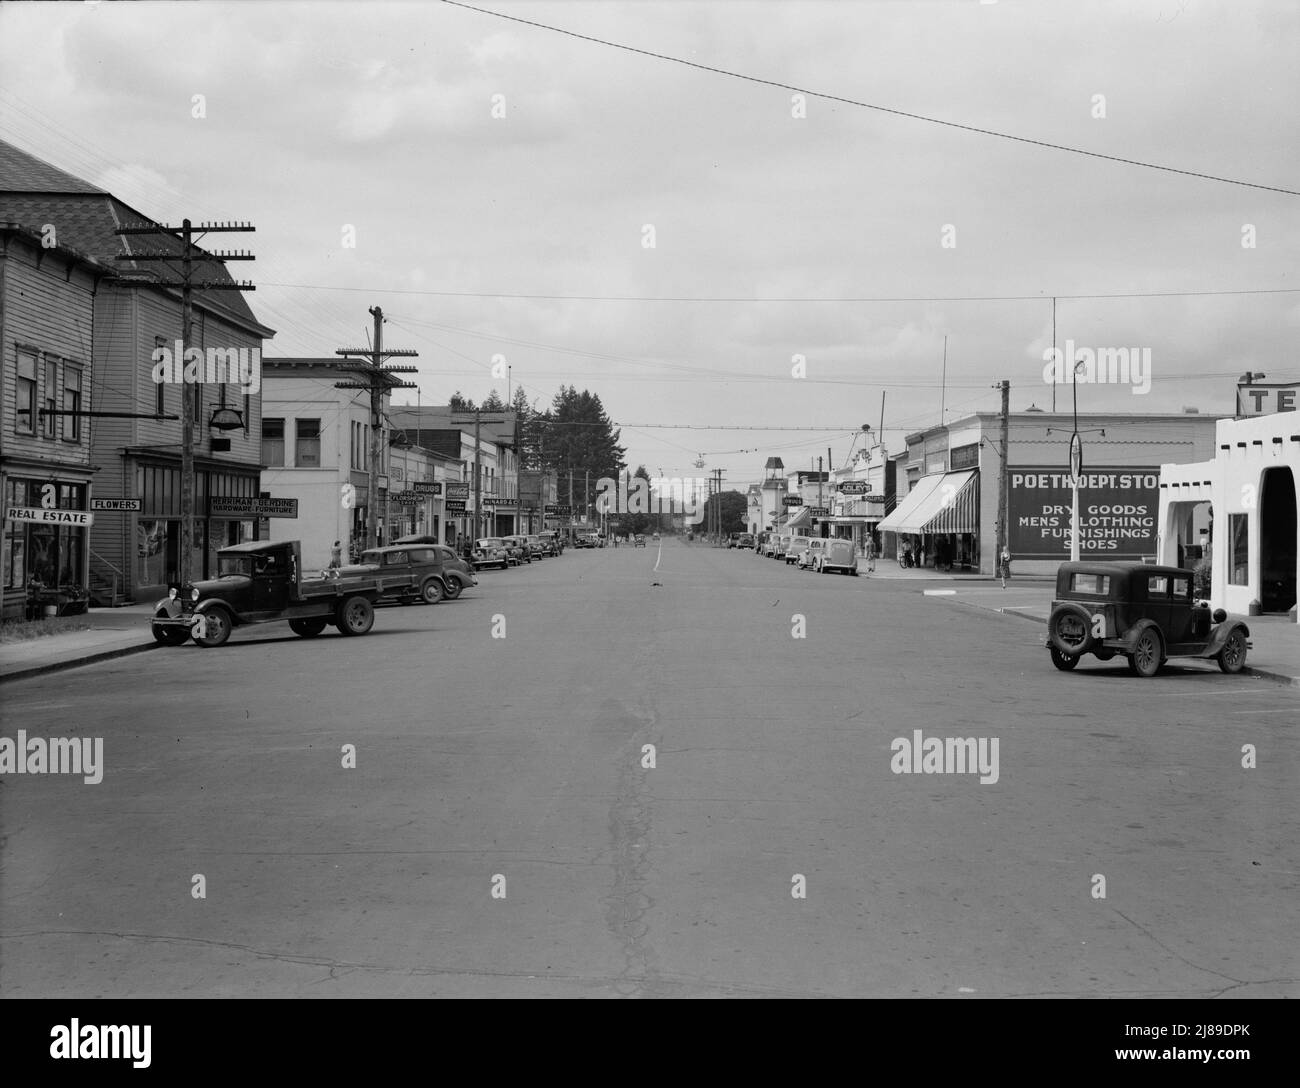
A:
1127,628,1163,678
1217,629,1248,674
444,578,463,600
1049,645,1080,671
192,608,232,647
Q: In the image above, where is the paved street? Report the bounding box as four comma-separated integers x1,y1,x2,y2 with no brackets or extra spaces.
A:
1,540,1295,998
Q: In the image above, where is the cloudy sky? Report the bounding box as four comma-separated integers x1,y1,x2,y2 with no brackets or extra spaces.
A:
2,0,1297,486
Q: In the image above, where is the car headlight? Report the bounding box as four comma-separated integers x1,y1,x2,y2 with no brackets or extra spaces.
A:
190,587,200,602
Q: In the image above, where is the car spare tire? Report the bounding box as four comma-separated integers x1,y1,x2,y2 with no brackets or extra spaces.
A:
1048,603,1097,658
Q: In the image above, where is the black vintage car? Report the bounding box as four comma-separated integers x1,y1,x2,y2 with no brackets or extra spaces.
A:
1046,561,1251,678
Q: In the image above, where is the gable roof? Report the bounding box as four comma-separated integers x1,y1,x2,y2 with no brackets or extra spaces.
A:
0,140,273,337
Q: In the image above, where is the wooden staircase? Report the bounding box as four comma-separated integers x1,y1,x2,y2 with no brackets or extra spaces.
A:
89,550,132,607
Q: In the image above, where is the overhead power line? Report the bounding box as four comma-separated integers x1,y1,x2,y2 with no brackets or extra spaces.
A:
263,281,1300,304
441,0,1300,198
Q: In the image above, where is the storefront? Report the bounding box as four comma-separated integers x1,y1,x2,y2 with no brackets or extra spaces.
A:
1158,412,1298,622
130,460,261,595
877,470,980,569
3,476,93,619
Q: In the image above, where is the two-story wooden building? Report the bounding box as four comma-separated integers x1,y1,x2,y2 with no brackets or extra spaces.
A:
1,139,275,603
0,222,106,619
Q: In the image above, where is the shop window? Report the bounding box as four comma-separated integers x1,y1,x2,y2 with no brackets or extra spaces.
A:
263,418,285,466
297,418,321,467
64,366,82,441
42,357,58,437
1228,514,1249,585
16,351,36,433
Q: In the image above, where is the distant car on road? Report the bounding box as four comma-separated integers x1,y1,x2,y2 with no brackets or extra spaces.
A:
652,532,661,543
785,535,811,565
527,534,555,558
819,538,859,575
796,538,826,570
736,533,754,550
633,534,646,547
473,538,510,570
361,544,478,605
500,535,532,564
1046,561,1251,677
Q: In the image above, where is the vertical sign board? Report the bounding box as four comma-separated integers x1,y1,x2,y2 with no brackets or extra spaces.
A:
1008,466,1159,560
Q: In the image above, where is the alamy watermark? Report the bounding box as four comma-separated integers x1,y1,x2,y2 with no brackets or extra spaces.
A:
593,476,706,524
0,730,103,784
1042,340,1151,395
150,340,261,394
891,729,999,785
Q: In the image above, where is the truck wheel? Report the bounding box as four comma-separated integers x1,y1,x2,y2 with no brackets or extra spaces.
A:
444,578,463,600
337,595,374,636
289,618,328,638
421,578,445,605
1126,629,1163,678
152,621,189,646
1217,629,1247,674
193,608,232,648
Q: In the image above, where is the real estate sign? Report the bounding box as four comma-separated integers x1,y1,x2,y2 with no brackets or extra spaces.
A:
1008,466,1159,560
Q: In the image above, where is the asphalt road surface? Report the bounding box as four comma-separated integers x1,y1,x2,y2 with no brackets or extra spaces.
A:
2,540,1295,997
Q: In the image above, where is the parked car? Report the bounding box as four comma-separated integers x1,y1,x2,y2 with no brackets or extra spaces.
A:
796,538,826,570
762,534,781,558
392,536,477,590
784,535,811,565
527,534,554,558
736,533,754,550
633,534,646,547
1046,561,1251,677
360,544,478,605
819,538,859,575
500,535,532,564
652,532,661,543
755,531,770,554
538,530,564,555
473,538,511,570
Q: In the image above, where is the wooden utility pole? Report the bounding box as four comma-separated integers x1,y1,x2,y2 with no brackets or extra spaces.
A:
996,380,1011,570
115,218,256,585
335,307,418,551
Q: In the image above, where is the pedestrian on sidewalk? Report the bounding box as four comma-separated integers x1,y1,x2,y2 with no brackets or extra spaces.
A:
998,546,1012,589
864,535,875,573
328,540,342,569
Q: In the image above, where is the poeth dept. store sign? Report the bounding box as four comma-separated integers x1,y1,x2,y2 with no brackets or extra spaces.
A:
1008,466,1159,560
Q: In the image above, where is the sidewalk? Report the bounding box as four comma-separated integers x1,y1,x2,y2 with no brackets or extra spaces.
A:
935,584,1300,686
0,602,160,683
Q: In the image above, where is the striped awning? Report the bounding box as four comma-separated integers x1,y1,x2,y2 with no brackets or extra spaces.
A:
877,471,979,535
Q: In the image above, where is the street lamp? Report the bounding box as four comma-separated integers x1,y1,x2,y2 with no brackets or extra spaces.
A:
1069,356,1086,562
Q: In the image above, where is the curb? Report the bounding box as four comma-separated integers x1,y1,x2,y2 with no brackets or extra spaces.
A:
968,600,1299,688
0,640,159,684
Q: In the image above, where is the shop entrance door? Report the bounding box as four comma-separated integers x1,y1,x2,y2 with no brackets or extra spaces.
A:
1260,467,1297,614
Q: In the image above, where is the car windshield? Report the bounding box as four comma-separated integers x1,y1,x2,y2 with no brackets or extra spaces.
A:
360,551,382,564
217,554,253,577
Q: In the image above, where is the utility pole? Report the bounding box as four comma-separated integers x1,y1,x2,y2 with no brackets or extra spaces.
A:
474,407,482,541
114,218,256,586
996,380,1011,573
335,307,418,551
